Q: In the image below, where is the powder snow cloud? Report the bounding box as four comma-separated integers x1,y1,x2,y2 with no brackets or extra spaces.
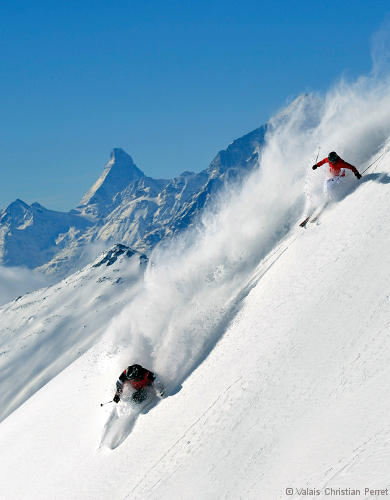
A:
101,28,390,393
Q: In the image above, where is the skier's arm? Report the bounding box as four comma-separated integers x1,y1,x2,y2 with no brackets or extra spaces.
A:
152,375,165,397
339,160,361,178
146,371,164,397
113,371,127,403
313,158,329,170
116,371,127,393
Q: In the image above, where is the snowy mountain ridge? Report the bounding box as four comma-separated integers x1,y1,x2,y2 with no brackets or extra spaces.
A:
42,117,274,277
0,199,93,269
3,94,309,282
0,94,314,283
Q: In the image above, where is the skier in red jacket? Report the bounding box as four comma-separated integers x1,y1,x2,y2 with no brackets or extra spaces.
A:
113,364,164,404
312,151,361,199
300,152,362,226
313,151,361,180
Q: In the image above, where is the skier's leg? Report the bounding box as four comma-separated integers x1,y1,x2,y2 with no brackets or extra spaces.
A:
324,178,335,200
132,389,148,404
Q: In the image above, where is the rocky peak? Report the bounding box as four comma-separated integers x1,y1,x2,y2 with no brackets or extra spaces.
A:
92,243,148,268
1,199,32,224
109,148,130,160
77,149,145,213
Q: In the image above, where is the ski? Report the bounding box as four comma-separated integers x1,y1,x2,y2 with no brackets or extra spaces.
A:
300,202,330,227
310,202,329,223
299,216,310,228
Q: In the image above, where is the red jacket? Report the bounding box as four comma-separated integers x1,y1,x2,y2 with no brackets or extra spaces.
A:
316,157,359,177
114,364,164,403
116,366,155,396
126,369,152,390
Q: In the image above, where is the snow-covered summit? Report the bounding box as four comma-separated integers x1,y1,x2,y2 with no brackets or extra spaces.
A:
91,243,147,268
76,148,146,219
207,122,267,178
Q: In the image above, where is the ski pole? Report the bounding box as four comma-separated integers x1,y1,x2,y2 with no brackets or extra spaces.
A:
100,400,113,407
315,147,321,164
361,150,388,175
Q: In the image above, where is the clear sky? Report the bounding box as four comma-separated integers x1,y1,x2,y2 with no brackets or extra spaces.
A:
0,0,388,212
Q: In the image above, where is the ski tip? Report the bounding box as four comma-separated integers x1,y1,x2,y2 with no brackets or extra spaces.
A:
299,217,310,227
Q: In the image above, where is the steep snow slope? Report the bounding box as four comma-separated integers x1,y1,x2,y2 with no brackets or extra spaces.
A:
0,244,147,423
2,76,390,499
0,152,390,499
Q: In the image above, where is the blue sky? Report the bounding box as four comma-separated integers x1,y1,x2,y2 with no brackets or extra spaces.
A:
0,0,388,211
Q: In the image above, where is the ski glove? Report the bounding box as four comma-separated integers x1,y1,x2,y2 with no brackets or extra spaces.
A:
113,394,120,403
355,173,362,179
154,381,165,398
312,164,318,170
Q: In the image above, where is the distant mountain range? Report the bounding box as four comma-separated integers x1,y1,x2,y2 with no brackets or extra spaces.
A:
0,95,312,279
0,199,93,269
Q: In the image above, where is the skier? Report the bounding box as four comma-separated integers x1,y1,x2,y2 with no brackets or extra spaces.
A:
312,151,361,196
300,152,362,227
113,364,164,404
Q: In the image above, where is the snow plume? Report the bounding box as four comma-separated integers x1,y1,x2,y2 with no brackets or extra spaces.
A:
302,73,390,209
102,96,317,390
371,17,390,77
0,266,52,306
103,62,390,394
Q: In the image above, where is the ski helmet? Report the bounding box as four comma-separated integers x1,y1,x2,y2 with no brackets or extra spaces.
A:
328,151,339,163
126,365,139,379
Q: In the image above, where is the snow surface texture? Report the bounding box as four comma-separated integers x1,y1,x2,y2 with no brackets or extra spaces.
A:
1,71,390,499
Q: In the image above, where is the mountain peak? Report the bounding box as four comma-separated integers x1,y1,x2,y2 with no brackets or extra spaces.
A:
77,149,146,217
92,243,147,268
110,148,127,159
13,199,30,208
2,199,31,218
